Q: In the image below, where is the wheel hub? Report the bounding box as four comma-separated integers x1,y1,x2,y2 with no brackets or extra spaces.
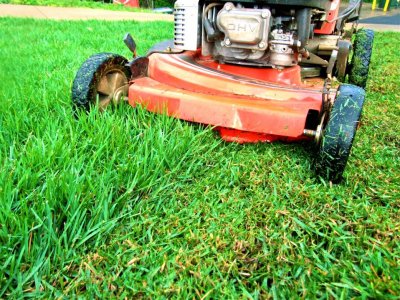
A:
96,69,128,110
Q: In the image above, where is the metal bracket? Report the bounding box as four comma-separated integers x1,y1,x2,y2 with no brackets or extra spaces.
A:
336,39,352,81
326,49,338,79
304,52,329,66
126,56,149,79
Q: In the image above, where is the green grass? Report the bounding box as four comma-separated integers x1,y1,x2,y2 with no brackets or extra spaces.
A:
0,0,154,12
0,17,399,298
0,0,174,10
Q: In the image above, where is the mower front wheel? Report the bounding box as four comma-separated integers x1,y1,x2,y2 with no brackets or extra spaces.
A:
315,84,366,183
72,53,131,112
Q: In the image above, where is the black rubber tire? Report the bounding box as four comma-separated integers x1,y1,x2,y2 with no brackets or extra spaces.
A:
348,29,374,89
315,84,366,183
71,53,131,112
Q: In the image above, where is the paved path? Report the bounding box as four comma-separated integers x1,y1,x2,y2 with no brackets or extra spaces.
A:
360,13,400,25
0,4,173,21
0,3,399,31
355,23,400,31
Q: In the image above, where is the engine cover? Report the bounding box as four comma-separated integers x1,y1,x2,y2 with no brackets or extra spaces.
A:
216,3,271,51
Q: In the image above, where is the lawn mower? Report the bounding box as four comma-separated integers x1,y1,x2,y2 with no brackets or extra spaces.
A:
72,0,374,183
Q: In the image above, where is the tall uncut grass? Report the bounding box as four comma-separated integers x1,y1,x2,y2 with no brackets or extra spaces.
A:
0,18,399,298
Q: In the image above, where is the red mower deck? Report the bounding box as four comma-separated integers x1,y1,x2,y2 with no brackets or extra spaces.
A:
128,50,334,143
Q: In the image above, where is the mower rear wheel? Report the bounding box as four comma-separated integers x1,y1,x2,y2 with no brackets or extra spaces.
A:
348,29,374,89
72,53,131,112
315,84,366,183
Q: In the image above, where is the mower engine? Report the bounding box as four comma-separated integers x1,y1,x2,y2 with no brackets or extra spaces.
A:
174,0,347,69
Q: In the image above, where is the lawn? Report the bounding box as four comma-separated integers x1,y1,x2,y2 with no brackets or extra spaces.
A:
0,0,164,11
0,17,399,298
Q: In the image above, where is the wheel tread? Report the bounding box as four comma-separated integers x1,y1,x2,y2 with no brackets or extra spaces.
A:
71,53,130,112
315,84,366,183
349,29,374,88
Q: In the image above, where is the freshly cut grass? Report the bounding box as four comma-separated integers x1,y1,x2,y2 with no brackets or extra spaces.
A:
0,18,399,298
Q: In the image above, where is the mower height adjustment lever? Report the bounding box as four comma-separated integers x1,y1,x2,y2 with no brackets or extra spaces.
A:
123,33,137,58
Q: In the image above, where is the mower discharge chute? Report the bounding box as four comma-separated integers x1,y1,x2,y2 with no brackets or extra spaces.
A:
72,0,374,183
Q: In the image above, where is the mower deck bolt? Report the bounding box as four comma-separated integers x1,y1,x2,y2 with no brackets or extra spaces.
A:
258,42,266,48
225,3,234,10
225,38,231,46
303,129,317,137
